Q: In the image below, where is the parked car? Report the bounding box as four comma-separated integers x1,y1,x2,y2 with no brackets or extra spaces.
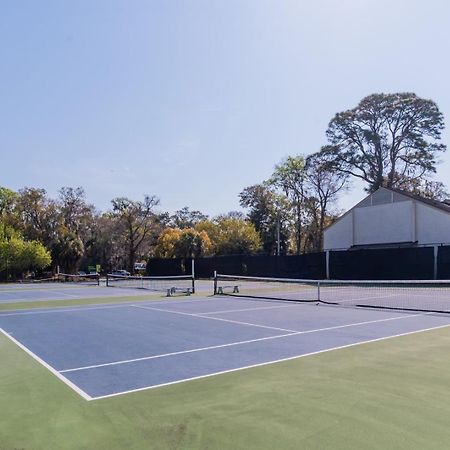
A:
111,270,131,276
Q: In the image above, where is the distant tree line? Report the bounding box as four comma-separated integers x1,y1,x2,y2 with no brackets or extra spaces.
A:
0,187,264,278
1,92,447,279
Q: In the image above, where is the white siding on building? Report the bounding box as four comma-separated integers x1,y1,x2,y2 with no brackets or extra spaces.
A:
323,187,450,250
353,201,414,245
416,203,450,245
323,212,353,250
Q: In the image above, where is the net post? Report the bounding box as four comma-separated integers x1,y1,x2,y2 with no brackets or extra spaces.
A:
317,280,321,302
96,274,100,286
213,271,217,295
106,274,109,287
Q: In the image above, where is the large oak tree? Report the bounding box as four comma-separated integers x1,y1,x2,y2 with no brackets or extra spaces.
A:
323,93,446,193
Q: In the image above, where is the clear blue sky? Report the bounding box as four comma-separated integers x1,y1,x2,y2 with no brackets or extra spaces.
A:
2,0,450,216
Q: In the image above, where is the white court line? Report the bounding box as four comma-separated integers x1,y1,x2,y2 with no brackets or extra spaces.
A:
0,296,215,317
49,291,80,299
0,292,88,302
5,297,447,401
0,285,95,294
0,303,133,317
0,328,92,401
91,320,450,401
196,304,294,315
61,309,429,374
1,291,82,302
132,304,299,333
60,331,297,373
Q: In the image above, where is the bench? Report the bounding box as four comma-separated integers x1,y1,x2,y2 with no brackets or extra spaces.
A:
217,285,239,294
166,287,192,297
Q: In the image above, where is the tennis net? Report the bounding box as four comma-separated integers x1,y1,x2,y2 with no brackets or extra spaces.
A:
214,273,450,313
106,274,195,296
21,276,58,284
57,273,100,286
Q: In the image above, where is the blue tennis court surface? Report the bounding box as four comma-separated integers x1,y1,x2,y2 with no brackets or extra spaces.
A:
0,280,212,304
1,295,450,401
0,283,159,304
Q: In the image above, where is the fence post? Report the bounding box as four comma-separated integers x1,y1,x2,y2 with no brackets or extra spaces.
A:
326,251,330,279
434,245,438,280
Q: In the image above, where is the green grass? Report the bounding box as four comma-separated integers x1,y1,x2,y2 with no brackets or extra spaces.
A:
2,326,450,449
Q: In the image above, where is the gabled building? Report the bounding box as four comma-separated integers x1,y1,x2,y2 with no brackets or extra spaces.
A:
324,187,450,251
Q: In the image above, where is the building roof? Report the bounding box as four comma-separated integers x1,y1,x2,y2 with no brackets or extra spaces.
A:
386,187,450,214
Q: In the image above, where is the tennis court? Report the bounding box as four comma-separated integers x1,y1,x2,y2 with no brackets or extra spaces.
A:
0,276,210,304
1,285,450,400
0,282,151,304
